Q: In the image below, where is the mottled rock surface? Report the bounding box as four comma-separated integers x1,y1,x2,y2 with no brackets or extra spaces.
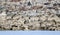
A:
0,0,60,31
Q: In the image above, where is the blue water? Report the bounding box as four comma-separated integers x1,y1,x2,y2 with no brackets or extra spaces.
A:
0,31,60,35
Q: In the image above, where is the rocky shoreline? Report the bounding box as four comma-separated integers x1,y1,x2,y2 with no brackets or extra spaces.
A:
0,0,60,31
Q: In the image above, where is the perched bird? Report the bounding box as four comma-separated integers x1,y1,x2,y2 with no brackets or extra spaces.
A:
27,1,31,6
53,3,57,6
11,0,21,2
44,2,50,5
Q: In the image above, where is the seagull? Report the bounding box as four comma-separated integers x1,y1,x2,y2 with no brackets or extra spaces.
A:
0,11,6,16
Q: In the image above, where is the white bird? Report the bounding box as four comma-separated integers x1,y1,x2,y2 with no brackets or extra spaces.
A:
0,12,6,16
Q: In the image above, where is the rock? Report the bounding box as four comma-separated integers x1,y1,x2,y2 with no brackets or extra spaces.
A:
0,0,60,30
40,16,47,21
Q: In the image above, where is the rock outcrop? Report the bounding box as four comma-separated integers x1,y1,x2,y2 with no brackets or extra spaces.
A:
0,0,60,31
